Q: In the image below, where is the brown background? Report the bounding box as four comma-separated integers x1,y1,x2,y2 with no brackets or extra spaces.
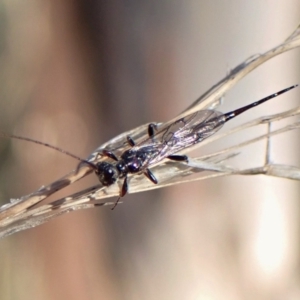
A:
0,1,299,299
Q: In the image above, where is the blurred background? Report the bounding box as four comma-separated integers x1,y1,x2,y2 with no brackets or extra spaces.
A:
0,1,299,299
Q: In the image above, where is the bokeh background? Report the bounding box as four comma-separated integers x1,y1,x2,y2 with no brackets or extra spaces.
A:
0,1,300,299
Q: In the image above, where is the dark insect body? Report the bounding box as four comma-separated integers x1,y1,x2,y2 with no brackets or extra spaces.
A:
95,85,297,209
1,85,297,209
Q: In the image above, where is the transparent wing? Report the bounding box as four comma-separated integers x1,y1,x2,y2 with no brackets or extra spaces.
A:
132,110,227,166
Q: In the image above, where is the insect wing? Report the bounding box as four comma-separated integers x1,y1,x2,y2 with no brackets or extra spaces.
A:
133,110,226,166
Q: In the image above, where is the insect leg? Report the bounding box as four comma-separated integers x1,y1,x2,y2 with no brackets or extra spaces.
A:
144,168,158,184
121,176,129,196
102,149,118,161
111,177,128,210
148,123,158,138
127,136,135,146
167,155,188,162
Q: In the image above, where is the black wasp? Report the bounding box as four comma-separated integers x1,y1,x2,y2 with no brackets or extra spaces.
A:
95,85,297,209
2,85,297,209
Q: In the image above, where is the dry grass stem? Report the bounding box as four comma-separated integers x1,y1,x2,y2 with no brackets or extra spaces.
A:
0,23,300,238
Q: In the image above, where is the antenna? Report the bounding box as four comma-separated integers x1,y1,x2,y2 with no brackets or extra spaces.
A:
0,132,96,169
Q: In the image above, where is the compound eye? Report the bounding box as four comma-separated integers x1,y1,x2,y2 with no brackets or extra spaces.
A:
96,162,118,186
